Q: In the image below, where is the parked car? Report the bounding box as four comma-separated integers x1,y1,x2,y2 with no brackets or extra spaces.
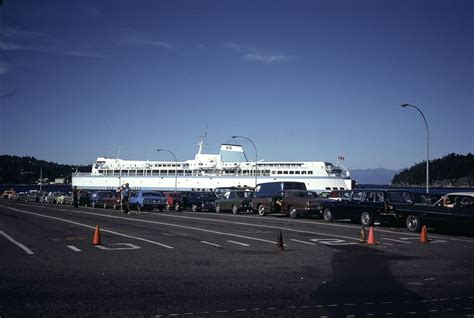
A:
103,191,122,210
214,189,253,214
184,191,217,212
38,192,48,203
319,189,415,226
16,192,27,201
26,190,41,202
129,191,166,212
63,192,74,205
251,181,307,216
45,192,60,204
77,190,91,206
164,192,187,211
255,189,323,218
395,192,474,232
90,191,114,208
2,189,16,199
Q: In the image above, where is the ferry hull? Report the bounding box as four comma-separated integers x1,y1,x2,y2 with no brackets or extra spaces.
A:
72,175,352,192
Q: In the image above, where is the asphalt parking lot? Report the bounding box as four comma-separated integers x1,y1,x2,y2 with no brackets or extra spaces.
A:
1,200,473,317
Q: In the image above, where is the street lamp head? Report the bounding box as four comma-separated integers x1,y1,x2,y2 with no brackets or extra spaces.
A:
156,149,162,152
401,103,409,108
231,136,238,139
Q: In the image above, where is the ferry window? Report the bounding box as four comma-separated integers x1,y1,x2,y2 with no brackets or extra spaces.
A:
137,170,144,176
332,187,338,190
339,187,345,190
283,171,288,175
277,171,282,175
325,187,331,190
98,170,104,174
295,171,300,175
289,171,294,175
302,171,306,175
272,171,276,174
308,171,313,175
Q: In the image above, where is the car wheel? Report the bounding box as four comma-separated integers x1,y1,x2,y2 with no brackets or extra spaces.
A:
360,211,373,226
288,207,298,218
166,204,170,211
406,215,421,232
215,204,221,213
258,205,266,216
323,208,333,222
175,204,181,212
113,204,118,210
192,204,198,212
137,204,142,213
232,205,238,214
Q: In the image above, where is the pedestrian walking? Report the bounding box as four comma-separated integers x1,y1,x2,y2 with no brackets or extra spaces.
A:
121,183,130,214
72,186,79,208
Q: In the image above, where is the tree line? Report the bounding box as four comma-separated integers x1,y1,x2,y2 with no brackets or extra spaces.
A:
391,153,474,187
0,155,91,185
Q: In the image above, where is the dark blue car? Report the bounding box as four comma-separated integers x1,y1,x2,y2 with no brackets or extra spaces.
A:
90,191,114,208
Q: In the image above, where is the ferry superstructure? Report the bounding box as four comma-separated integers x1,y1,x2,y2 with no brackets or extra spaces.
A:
72,139,352,192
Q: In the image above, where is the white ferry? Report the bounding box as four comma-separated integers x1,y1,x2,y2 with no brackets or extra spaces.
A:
72,138,353,192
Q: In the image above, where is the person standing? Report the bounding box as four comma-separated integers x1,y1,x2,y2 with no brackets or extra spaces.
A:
72,186,79,208
121,183,130,214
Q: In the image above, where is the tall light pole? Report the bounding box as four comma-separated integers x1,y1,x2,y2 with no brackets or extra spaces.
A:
39,166,43,192
157,149,178,193
232,136,258,187
401,103,430,194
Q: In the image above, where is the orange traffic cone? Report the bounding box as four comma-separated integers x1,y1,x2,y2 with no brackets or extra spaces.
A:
420,225,429,243
276,231,284,251
92,225,101,245
367,226,376,245
359,226,367,243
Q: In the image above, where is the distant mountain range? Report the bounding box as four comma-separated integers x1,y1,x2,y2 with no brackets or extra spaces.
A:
351,168,399,185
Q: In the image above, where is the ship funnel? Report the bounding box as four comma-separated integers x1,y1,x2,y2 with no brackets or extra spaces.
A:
220,144,247,162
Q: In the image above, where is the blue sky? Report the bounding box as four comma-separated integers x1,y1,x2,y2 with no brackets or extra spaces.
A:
0,0,472,170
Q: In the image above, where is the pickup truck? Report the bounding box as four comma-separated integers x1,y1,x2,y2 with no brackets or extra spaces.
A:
319,189,414,226
129,191,166,212
395,192,474,232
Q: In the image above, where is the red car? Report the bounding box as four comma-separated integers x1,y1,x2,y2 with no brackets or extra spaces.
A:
103,192,122,210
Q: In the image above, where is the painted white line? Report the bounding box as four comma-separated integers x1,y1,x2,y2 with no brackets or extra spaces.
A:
67,245,81,252
227,240,250,247
95,243,140,250
310,238,357,246
6,207,174,249
400,237,448,244
381,237,412,244
290,239,316,245
0,230,34,255
47,207,277,245
159,213,360,241
200,241,221,248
